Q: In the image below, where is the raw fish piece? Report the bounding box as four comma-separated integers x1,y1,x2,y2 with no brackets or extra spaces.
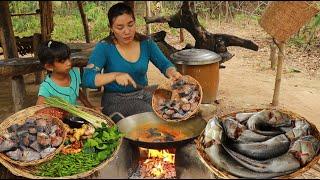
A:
6,149,22,161
229,134,290,160
40,147,56,158
0,139,17,152
289,135,320,165
21,148,41,161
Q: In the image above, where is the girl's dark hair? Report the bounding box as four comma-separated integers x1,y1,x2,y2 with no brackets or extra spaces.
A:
104,2,148,43
37,40,71,65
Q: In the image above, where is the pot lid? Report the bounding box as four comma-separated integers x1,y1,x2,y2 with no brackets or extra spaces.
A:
170,49,222,65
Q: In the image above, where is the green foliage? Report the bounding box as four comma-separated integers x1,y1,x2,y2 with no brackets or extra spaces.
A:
52,15,84,42
288,14,320,48
11,16,40,37
9,1,38,14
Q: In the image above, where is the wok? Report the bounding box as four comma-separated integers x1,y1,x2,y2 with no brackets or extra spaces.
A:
113,112,207,149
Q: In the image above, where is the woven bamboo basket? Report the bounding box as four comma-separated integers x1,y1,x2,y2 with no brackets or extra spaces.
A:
0,104,123,179
259,1,319,42
195,108,320,179
152,75,203,122
0,109,67,166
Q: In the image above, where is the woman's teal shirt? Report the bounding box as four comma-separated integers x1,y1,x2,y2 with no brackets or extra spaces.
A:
82,38,175,93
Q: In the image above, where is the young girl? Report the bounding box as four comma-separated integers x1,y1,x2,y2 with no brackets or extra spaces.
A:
36,40,100,111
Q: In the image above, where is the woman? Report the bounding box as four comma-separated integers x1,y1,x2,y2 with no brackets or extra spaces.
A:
82,2,182,121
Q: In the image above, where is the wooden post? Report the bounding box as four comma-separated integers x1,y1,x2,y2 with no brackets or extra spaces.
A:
225,1,229,23
271,42,285,106
77,1,90,43
77,1,90,97
180,28,185,43
38,1,53,84
146,1,152,35
0,1,25,112
39,1,54,41
33,33,44,84
269,42,277,70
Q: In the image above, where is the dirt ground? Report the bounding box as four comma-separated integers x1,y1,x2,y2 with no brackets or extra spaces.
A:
1,17,320,129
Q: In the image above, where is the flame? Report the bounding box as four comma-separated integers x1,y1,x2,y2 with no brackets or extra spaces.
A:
147,149,175,164
141,148,175,178
151,162,164,177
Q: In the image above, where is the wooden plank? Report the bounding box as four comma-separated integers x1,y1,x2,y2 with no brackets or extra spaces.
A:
0,51,91,79
12,75,25,112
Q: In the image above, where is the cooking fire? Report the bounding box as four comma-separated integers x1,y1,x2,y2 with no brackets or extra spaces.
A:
131,147,176,179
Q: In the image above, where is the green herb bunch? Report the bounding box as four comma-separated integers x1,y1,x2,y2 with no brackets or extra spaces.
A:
35,123,123,177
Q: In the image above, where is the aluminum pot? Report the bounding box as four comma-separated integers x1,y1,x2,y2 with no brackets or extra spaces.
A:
112,112,207,149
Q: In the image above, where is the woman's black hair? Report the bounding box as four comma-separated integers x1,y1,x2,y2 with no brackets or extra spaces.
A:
103,2,148,43
37,40,71,65
108,2,135,27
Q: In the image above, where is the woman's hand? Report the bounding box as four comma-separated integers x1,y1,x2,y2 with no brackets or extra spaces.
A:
166,67,183,81
115,73,137,88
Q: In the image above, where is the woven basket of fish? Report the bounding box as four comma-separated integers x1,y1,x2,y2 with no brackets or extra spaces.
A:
0,104,123,179
152,75,203,122
196,108,320,179
0,109,67,167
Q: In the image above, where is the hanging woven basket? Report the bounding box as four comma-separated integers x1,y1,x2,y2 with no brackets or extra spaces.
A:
259,1,319,42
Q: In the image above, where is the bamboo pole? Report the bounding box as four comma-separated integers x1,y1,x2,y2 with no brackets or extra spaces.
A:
77,1,90,43
146,1,152,35
271,41,285,106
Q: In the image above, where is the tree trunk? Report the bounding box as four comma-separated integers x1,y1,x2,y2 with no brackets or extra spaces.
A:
77,1,90,43
271,42,285,106
0,1,25,112
269,41,277,70
39,1,54,41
